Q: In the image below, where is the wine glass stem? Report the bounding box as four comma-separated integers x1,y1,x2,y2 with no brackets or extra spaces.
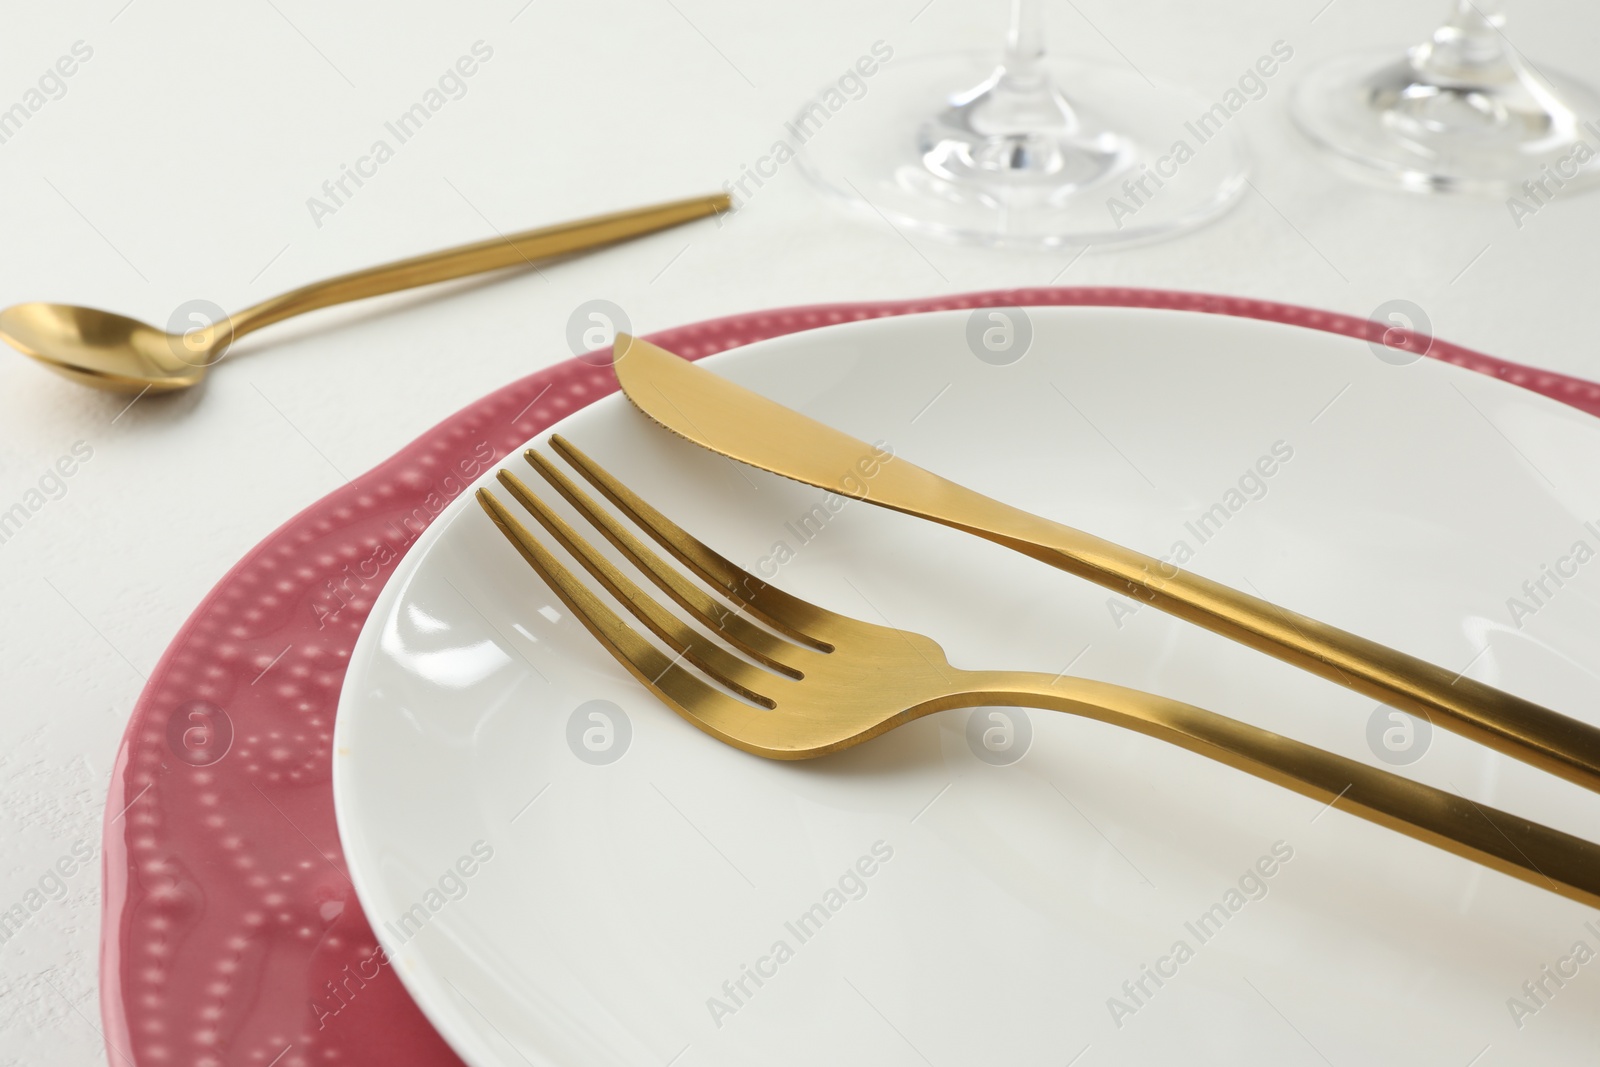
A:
1441,0,1506,52
1451,0,1502,24
1417,0,1513,78
1003,0,1046,86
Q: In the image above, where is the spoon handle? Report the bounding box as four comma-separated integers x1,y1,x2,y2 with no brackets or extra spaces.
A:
226,193,729,339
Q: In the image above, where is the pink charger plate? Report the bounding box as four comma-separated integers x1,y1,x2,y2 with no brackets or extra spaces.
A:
100,288,1600,1066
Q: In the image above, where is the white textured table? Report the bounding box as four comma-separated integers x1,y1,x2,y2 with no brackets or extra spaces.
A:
1,0,1595,1061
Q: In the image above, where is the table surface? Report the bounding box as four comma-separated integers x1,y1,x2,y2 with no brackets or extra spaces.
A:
2,0,1597,1061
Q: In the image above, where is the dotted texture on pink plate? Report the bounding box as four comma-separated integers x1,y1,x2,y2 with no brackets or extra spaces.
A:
100,289,1600,1066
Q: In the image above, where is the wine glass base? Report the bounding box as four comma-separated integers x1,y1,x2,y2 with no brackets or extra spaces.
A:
1291,47,1600,195
795,53,1249,249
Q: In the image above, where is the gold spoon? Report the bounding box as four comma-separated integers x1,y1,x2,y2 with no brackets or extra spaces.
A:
0,192,729,395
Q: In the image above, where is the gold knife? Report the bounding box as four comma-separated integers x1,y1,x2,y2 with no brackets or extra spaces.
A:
610,332,1600,793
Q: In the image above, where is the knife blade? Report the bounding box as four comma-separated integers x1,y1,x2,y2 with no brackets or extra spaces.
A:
610,332,1600,794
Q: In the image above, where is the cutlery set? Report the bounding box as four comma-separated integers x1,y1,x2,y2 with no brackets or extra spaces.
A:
15,189,1594,1064
471,334,1600,907
9,188,1593,905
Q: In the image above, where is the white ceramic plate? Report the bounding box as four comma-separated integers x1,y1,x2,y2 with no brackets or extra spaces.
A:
334,307,1600,1066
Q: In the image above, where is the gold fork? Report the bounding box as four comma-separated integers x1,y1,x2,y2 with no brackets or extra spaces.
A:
476,435,1600,909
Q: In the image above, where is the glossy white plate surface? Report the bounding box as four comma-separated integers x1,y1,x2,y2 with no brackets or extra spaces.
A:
334,307,1600,1066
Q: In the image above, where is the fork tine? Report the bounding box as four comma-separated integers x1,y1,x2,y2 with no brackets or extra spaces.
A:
548,434,837,649
525,447,821,676
476,487,776,744
492,470,784,709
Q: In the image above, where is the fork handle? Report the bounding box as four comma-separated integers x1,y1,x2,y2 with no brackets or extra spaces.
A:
965,672,1600,909
963,501,1600,795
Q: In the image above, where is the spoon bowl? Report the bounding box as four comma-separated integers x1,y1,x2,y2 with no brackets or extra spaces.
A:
0,303,217,394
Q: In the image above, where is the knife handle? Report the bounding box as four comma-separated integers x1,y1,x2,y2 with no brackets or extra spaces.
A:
973,503,1600,794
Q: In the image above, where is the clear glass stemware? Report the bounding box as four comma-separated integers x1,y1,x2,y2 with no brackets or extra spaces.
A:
1290,0,1600,194
796,0,1248,247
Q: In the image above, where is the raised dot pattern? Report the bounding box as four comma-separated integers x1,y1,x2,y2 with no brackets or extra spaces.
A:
100,290,1600,1066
